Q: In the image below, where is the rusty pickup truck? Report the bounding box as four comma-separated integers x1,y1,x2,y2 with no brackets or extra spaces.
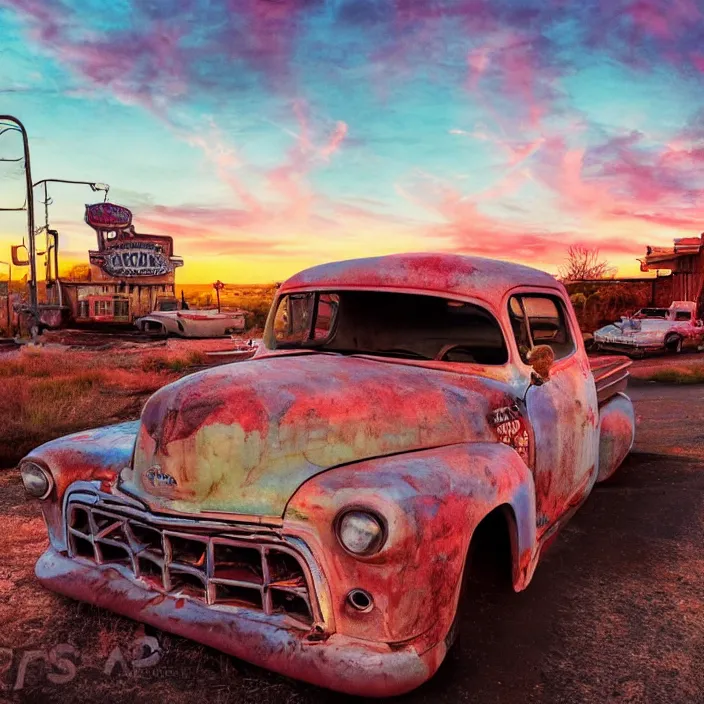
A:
20,253,635,696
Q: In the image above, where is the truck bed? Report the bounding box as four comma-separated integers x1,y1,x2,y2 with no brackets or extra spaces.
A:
589,355,632,405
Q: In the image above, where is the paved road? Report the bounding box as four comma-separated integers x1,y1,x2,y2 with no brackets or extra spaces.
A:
404,382,704,704
2,382,703,704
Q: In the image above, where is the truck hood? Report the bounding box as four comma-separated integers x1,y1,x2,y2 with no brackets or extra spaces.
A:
119,353,517,517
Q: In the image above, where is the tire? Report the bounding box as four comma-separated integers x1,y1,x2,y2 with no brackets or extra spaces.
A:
447,511,513,657
664,334,683,354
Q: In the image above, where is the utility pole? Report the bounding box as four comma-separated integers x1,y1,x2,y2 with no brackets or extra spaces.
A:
0,260,10,336
0,116,37,313
32,179,109,295
0,117,109,337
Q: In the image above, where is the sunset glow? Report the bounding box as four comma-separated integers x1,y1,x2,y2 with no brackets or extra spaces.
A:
1,1,704,283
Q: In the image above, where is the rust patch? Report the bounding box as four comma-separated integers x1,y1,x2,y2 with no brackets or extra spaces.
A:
143,397,225,454
489,405,530,464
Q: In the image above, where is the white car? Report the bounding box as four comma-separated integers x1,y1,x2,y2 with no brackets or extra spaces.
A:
136,303,246,338
593,301,704,356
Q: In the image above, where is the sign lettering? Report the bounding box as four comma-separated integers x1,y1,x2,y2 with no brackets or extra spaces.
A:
96,242,172,277
85,202,133,231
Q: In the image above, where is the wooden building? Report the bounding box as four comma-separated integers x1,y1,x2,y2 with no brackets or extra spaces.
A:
43,202,183,327
638,234,704,303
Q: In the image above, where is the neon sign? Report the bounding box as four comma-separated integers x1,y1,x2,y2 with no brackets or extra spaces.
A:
85,202,133,231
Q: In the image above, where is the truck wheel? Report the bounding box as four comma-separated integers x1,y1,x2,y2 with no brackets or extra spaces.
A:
447,510,513,658
664,334,683,354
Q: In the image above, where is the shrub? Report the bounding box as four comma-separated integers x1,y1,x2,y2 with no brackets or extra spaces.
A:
141,350,207,373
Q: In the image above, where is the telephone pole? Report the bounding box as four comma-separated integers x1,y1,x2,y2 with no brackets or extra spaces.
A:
0,116,37,312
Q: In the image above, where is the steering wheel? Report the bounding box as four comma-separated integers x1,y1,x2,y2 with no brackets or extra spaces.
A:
436,344,477,362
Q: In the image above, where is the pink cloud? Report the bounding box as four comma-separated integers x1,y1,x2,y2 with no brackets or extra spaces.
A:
135,205,303,257
467,46,491,89
627,0,700,38
529,129,704,239
588,0,703,73
628,1,674,39
396,174,641,265
320,121,349,161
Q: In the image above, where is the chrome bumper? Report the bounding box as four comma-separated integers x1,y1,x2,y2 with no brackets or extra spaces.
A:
36,549,443,696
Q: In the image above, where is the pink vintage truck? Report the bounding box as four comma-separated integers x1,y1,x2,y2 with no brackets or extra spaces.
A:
20,254,635,696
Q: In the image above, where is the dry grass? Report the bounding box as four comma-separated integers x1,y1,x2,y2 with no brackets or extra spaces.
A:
141,349,208,373
0,347,204,468
629,357,704,385
638,366,704,384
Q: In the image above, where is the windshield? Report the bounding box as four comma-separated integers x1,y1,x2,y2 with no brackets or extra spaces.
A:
266,290,508,364
634,308,667,319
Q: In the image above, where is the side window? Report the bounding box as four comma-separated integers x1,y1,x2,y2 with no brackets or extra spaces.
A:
508,297,532,363
508,295,575,362
273,293,314,343
313,293,339,340
674,311,690,321
272,292,338,344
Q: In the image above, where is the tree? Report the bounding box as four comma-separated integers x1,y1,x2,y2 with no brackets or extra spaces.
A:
63,264,91,281
558,245,616,282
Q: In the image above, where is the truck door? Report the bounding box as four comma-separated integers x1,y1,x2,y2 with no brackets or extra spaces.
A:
508,293,599,537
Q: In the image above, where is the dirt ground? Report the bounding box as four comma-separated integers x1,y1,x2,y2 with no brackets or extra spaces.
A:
1,376,703,703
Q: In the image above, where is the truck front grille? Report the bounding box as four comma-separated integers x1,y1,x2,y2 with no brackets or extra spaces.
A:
66,500,314,627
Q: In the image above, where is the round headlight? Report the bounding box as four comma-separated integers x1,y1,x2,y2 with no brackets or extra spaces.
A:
20,462,53,500
336,510,385,556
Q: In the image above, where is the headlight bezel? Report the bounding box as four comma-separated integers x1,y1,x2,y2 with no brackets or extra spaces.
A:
19,460,54,500
334,508,387,557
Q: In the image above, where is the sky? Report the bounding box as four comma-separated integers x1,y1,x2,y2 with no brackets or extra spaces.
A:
1,0,704,284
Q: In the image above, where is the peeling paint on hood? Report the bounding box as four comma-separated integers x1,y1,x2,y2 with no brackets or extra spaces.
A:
119,354,517,516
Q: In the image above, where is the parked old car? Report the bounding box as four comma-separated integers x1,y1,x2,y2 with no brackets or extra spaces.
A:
135,296,246,338
21,253,635,696
593,301,704,356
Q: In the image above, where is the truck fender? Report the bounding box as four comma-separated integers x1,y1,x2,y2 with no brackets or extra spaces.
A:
21,421,139,551
596,392,635,483
284,441,537,649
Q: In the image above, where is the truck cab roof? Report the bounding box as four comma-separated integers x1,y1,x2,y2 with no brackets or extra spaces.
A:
280,253,560,304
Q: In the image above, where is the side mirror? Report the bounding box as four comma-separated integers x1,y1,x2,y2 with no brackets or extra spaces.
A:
527,344,555,385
